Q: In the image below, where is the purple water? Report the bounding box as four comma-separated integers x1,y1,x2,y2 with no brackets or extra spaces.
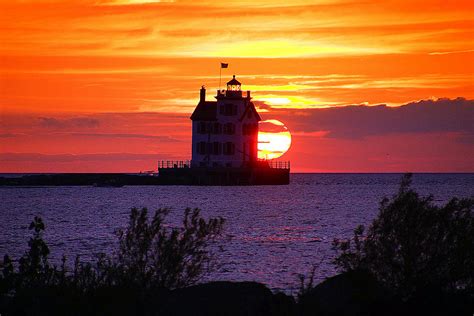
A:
1,173,473,294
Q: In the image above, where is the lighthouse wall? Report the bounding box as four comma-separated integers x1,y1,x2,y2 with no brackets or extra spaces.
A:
191,96,258,168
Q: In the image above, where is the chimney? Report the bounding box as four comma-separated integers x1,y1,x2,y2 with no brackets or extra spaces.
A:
200,86,206,102
247,90,251,99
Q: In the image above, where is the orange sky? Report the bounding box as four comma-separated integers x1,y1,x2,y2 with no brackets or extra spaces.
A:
1,0,473,172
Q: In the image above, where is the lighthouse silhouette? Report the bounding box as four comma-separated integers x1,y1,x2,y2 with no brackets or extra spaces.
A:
190,75,261,168
158,74,290,185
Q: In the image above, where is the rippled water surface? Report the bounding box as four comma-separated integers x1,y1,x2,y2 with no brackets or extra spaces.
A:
1,173,473,293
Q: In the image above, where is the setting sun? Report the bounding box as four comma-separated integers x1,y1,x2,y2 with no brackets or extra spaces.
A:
258,119,292,160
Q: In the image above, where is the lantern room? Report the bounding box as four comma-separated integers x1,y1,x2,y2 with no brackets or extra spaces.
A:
227,75,241,91
226,75,242,97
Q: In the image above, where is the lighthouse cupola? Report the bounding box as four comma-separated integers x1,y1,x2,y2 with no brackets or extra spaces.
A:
226,75,242,97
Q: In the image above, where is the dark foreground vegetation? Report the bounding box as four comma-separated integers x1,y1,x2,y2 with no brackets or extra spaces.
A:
1,174,473,315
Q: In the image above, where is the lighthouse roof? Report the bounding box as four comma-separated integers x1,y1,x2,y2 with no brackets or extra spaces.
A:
227,75,241,86
240,102,262,121
190,101,217,121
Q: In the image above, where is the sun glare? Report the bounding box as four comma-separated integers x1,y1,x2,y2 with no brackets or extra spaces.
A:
258,119,292,160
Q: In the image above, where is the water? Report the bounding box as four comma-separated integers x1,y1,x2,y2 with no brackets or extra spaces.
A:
1,173,473,294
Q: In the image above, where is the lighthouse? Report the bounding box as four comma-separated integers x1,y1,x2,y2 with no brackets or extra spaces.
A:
158,74,289,185
190,75,261,168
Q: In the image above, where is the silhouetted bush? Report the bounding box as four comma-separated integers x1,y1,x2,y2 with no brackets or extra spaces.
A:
113,207,225,289
333,173,474,300
0,207,225,315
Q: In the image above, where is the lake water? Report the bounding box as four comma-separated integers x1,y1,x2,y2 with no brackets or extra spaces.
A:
1,173,473,294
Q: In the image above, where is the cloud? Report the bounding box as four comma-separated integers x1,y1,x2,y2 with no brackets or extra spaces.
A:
0,133,25,138
270,97,474,140
2,0,473,59
253,101,272,110
259,120,288,133
38,117,100,128
0,152,165,163
429,49,474,55
63,132,182,142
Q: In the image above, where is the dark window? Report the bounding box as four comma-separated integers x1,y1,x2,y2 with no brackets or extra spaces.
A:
242,123,248,135
223,142,235,155
223,123,235,135
212,142,221,155
197,121,208,134
250,123,258,135
242,123,257,135
230,104,237,116
197,141,207,155
212,122,222,134
221,104,237,116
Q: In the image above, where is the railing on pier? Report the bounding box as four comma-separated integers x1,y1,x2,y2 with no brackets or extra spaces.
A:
158,160,191,169
158,160,290,170
264,160,290,170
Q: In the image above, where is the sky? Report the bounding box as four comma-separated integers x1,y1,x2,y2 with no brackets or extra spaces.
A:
1,0,473,172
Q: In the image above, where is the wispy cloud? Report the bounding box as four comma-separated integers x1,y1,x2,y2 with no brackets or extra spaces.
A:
1,1,473,57
38,117,100,128
429,49,474,55
0,152,165,162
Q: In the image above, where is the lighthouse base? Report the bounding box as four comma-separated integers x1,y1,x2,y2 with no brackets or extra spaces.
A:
158,166,290,185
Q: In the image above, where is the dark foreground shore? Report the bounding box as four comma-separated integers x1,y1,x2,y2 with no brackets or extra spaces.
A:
2,272,471,316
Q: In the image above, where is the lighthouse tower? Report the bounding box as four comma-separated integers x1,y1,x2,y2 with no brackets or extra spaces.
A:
190,75,261,168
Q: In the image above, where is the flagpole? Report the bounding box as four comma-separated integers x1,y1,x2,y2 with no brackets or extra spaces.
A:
219,64,222,91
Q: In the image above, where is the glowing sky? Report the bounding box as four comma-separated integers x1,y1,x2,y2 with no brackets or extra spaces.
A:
1,0,473,172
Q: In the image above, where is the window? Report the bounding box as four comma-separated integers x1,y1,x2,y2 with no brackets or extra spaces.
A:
227,84,240,91
212,142,221,155
230,104,237,115
243,123,257,135
223,123,235,135
223,142,235,155
242,124,248,135
220,104,237,116
251,123,258,135
212,122,222,134
197,141,207,155
197,121,208,134
197,142,221,155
